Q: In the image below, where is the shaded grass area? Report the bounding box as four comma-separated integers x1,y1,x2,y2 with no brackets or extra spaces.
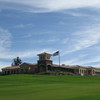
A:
0,74,100,100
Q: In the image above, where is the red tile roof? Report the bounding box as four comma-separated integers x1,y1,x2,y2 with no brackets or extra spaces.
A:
37,52,52,56
2,66,20,70
53,64,97,69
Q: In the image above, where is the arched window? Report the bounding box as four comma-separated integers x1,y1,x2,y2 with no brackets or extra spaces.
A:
47,65,51,71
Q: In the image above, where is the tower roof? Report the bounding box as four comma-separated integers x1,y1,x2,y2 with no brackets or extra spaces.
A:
37,52,52,56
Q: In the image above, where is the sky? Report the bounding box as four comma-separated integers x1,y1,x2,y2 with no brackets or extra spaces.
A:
0,0,100,70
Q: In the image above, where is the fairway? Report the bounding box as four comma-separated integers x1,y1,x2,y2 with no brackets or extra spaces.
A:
0,75,100,100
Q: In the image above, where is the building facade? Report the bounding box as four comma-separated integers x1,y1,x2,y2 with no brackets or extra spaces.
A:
1,52,100,76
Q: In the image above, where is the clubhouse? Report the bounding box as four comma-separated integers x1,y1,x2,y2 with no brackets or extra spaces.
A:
1,52,100,76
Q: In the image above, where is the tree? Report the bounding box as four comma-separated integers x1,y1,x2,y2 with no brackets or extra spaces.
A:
11,57,22,66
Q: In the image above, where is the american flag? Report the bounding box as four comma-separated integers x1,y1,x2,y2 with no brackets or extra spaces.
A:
52,51,59,56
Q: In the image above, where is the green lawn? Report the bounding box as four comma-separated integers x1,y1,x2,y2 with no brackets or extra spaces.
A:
0,74,100,100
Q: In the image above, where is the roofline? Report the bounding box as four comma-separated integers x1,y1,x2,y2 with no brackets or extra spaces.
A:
2,66,20,70
37,52,52,56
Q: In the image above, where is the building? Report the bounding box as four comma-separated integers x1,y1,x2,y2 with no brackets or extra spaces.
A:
2,63,37,75
1,52,100,76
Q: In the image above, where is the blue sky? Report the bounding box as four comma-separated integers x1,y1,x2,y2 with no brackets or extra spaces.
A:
0,0,100,70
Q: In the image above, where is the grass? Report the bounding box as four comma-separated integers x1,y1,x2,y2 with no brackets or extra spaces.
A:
0,74,100,100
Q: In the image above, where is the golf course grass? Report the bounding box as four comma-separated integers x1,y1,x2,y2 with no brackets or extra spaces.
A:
0,74,100,100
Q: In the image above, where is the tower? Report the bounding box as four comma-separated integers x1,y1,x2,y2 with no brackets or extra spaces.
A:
37,52,53,72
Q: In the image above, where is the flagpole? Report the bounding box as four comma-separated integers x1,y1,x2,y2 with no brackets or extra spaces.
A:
59,52,60,67
52,51,61,70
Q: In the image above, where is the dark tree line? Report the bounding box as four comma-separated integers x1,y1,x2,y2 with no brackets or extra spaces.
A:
11,57,22,66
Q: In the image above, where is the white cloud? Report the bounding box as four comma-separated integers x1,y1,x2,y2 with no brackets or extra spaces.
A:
61,38,69,44
0,0,100,13
0,28,53,60
63,55,100,67
0,28,12,70
59,21,67,25
63,11,90,17
62,59,78,65
46,39,60,43
0,62,11,71
0,48,52,59
0,28,12,52
93,64,100,68
79,54,87,58
61,24,100,56
11,48,52,58
60,51,100,67
15,24,34,28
